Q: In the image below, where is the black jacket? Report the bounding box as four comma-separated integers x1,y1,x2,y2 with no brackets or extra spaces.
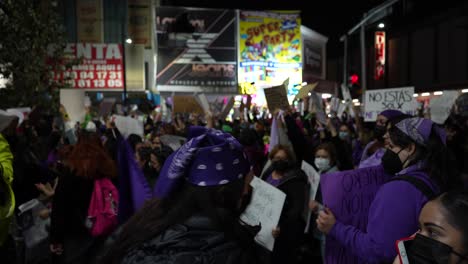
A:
260,167,309,264
121,215,258,264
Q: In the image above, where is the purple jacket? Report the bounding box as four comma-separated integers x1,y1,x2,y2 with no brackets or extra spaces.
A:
327,163,439,263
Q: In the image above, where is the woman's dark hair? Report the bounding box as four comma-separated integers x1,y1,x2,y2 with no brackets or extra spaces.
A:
127,134,143,153
269,144,296,163
137,146,153,163
238,128,257,146
315,142,337,166
388,125,459,192
101,179,247,263
438,191,468,254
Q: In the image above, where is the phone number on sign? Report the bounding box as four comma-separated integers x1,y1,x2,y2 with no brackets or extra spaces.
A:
66,79,123,88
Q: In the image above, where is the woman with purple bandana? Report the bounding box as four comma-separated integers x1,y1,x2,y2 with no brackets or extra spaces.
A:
358,109,408,169
101,127,259,264
317,117,460,263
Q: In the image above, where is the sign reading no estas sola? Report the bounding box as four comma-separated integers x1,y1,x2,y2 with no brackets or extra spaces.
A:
364,87,416,122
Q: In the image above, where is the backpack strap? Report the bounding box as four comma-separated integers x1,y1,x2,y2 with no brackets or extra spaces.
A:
389,175,437,199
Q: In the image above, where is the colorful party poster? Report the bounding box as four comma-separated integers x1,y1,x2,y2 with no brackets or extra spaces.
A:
238,11,302,96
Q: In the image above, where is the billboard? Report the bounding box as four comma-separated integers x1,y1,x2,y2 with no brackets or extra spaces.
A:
238,10,302,95
50,43,124,89
155,7,237,88
375,31,385,80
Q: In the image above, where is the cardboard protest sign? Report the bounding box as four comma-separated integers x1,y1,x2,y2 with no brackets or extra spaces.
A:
301,161,320,233
173,95,204,115
321,166,392,264
240,177,286,251
429,91,459,124
264,84,289,112
364,87,416,122
295,83,317,100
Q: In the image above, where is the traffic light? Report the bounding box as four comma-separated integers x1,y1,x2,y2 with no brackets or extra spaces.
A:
348,73,362,97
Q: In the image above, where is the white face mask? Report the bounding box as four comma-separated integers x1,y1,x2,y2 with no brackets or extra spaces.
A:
315,158,331,172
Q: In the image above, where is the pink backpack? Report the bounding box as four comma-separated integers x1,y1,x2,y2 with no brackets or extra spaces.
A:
86,178,119,237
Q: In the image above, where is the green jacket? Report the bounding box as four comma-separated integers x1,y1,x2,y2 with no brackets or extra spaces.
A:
0,134,14,245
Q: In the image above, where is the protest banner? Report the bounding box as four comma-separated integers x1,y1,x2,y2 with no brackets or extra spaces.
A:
240,177,286,251
429,91,459,124
321,166,392,263
364,87,416,122
301,161,320,233
264,84,290,112
173,96,204,115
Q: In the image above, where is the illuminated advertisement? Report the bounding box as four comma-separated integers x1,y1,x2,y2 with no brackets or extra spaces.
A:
238,10,302,95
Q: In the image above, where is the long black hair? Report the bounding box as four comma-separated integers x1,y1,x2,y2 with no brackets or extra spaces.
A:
388,125,460,192
438,191,468,254
101,178,253,263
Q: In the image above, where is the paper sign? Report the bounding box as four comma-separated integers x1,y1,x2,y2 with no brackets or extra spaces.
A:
173,96,204,115
301,161,320,233
295,83,318,100
341,84,352,102
330,97,341,113
197,93,211,114
60,89,86,125
264,85,290,111
113,115,144,138
337,102,349,119
429,91,459,124
364,87,416,122
240,177,286,251
159,135,186,151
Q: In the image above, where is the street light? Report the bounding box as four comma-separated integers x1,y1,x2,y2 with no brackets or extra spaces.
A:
378,23,385,29
126,38,133,44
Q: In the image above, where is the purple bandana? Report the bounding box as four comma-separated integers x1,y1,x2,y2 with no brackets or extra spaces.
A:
154,127,250,198
395,117,446,146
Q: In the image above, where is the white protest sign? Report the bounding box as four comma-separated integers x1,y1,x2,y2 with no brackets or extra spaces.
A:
364,87,416,122
341,84,352,102
113,115,144,138
196,93,211,114
60,89,86,125
240,177,286,251
337,102,349,119
429,91,459,124
301,161,321,233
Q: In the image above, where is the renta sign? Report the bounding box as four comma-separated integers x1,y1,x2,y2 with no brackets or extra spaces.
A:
63,43,122,60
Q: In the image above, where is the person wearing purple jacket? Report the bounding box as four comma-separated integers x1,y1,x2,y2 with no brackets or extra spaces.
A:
317,117,461,263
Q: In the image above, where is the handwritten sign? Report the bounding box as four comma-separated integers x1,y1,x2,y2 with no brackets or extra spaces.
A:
364,87,416,122
301,161,320,233
429,91,459,124
240,177,286,251
264,84,290,112
321,166,392,263
173,96,204,115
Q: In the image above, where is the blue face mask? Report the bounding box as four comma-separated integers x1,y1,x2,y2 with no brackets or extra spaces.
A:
339,131,349,140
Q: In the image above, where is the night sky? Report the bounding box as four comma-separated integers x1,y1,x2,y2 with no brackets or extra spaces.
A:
165,0,388,57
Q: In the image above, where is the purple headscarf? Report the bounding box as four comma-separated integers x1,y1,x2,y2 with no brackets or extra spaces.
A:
154,127,250,198
395,117,446,146
379,109,404,120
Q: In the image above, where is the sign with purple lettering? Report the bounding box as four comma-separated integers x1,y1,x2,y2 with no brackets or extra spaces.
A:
364,87,416,122
155,7,237,87
320,165,392,263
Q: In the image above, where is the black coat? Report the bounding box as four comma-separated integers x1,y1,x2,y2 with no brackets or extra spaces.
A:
260,167,309,264
121,215,258,264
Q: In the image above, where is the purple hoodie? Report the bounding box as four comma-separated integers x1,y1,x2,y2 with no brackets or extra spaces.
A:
326,163,439,263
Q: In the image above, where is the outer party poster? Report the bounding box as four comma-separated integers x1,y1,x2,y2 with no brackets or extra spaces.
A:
238,11,302,95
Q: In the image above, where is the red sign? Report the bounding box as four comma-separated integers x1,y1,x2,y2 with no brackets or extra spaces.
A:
51,43,124,89
375,31,385,80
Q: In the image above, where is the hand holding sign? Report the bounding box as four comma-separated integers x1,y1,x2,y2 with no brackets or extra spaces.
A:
316,207,336,234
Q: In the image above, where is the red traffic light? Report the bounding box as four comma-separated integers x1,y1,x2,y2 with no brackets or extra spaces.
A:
350,74,359,84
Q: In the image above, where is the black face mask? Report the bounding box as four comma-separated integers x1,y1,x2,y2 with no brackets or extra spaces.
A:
374,125,387,140
271,160,292,173
408,234,468,264
381,149,404,175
